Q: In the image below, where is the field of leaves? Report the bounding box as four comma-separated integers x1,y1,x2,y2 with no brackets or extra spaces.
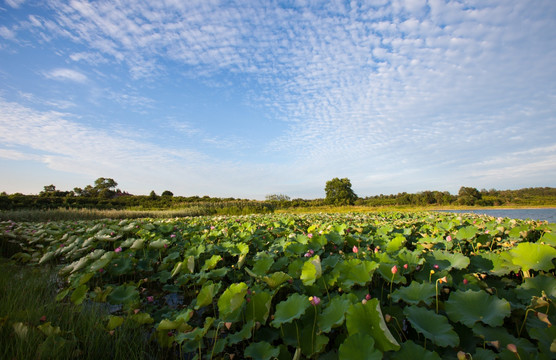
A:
1,212,555,359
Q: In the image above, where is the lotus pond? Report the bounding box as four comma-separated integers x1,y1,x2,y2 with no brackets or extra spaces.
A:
1,212,555,359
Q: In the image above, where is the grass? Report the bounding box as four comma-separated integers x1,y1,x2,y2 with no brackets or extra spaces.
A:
0,259,170,360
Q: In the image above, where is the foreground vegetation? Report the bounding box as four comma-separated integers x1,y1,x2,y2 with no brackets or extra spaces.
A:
1,212,555,359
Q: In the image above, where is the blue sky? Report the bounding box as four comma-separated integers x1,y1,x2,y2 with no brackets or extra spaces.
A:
1,0,555,199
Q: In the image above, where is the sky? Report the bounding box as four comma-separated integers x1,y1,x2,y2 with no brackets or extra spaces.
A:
1,0,555,200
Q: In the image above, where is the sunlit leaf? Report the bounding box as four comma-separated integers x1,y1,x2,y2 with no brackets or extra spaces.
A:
391,281,436,305
509,242,556,273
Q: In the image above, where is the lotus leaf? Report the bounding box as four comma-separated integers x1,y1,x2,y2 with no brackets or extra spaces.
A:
391,281,436,305
70,284,88,305
107,284,139,305
196,281,221,309
107,315,124,330
244,341,280,360
456,225,478,240
130,239,145,250
300,255,322,286
338,333,382,360
263,271,292,289
252,256,274,276
318,295,351,333
246,291,273,324
509,242,556,273
346,299,400,352
390,340,441,360
130,312,154,325
403,306,459,347
202,255,222,271
515,275,556,302
338,259,378,288
428,250,470,271
539,231,556,246
148,239,170,250
218,282,248,322
386,234,406,253
37,322,62,337
446,289,510,327
227,320,254,345
270,293,310,327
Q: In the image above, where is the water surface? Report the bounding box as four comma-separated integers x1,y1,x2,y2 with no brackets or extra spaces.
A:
436,208,556,222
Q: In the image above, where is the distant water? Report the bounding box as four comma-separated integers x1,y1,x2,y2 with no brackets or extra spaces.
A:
437,209,556,222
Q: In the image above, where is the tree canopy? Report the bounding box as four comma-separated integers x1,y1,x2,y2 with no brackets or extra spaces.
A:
325,178,357,205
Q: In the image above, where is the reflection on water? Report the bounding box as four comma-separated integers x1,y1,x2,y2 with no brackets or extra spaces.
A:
436,209,556,222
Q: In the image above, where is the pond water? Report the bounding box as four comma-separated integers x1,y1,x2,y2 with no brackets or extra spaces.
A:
436,208,556,222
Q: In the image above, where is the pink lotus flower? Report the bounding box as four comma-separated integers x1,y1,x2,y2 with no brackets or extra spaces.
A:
147,296,154,302
391,265,398,274
170,234,176,238
446,235,452,242
114,247,122,253
309,296,321,306
463,279,469,285
403,264,408,269
308,233,313,238
365,294,371,300
352,245,358,254
433,264,439,269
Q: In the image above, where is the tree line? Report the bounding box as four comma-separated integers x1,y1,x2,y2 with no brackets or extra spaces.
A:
0,177,554,211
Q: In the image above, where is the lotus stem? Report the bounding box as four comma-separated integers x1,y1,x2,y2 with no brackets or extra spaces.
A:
210,322,224,360
518,308,535,337
312,305,317,354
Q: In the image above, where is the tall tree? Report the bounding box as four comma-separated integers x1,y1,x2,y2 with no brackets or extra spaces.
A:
325,178,357,205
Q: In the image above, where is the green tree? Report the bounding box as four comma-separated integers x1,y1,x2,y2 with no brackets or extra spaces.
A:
325,178,357,205
458,186,482,205
161,190,174,197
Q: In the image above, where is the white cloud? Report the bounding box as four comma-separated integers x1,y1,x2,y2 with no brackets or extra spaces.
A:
44,68,88,83
5,0,26,8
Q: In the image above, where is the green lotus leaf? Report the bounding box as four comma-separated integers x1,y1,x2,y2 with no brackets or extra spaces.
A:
246,291,273,324
325,231,343,246
89,252,115,272
244,341,280,360
300,255,322,286
338,259,379,288
227,320,254,345
107,284,139,305
300,323,329,357
271,293,310,327
472,348,497,360
346,298,400,352
263,271,292,289
109,257,133,276
390,340,441,360
217,282,248,322
472,323,537,354
129,239,145,250
107,315,124,330
403,306,459,348
509,242,556,273
446,289,511,327
252,256,274,276
37,322,62,337
148,239,170,250
70,284,88,305
129,312,154,325
428,250,470,271
481,251,520,276
318,295,351,333
539,231,556,246
396,249,424,267
456,226,478,240
528,321,556,357
170,261,183,277
515,275,556,302
201,255,222,271
186,255,195,273
377,263,406,285
391,281,436,305
386,234,406,253
338,333,382,360
196,281,221,309
39,251,57,264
